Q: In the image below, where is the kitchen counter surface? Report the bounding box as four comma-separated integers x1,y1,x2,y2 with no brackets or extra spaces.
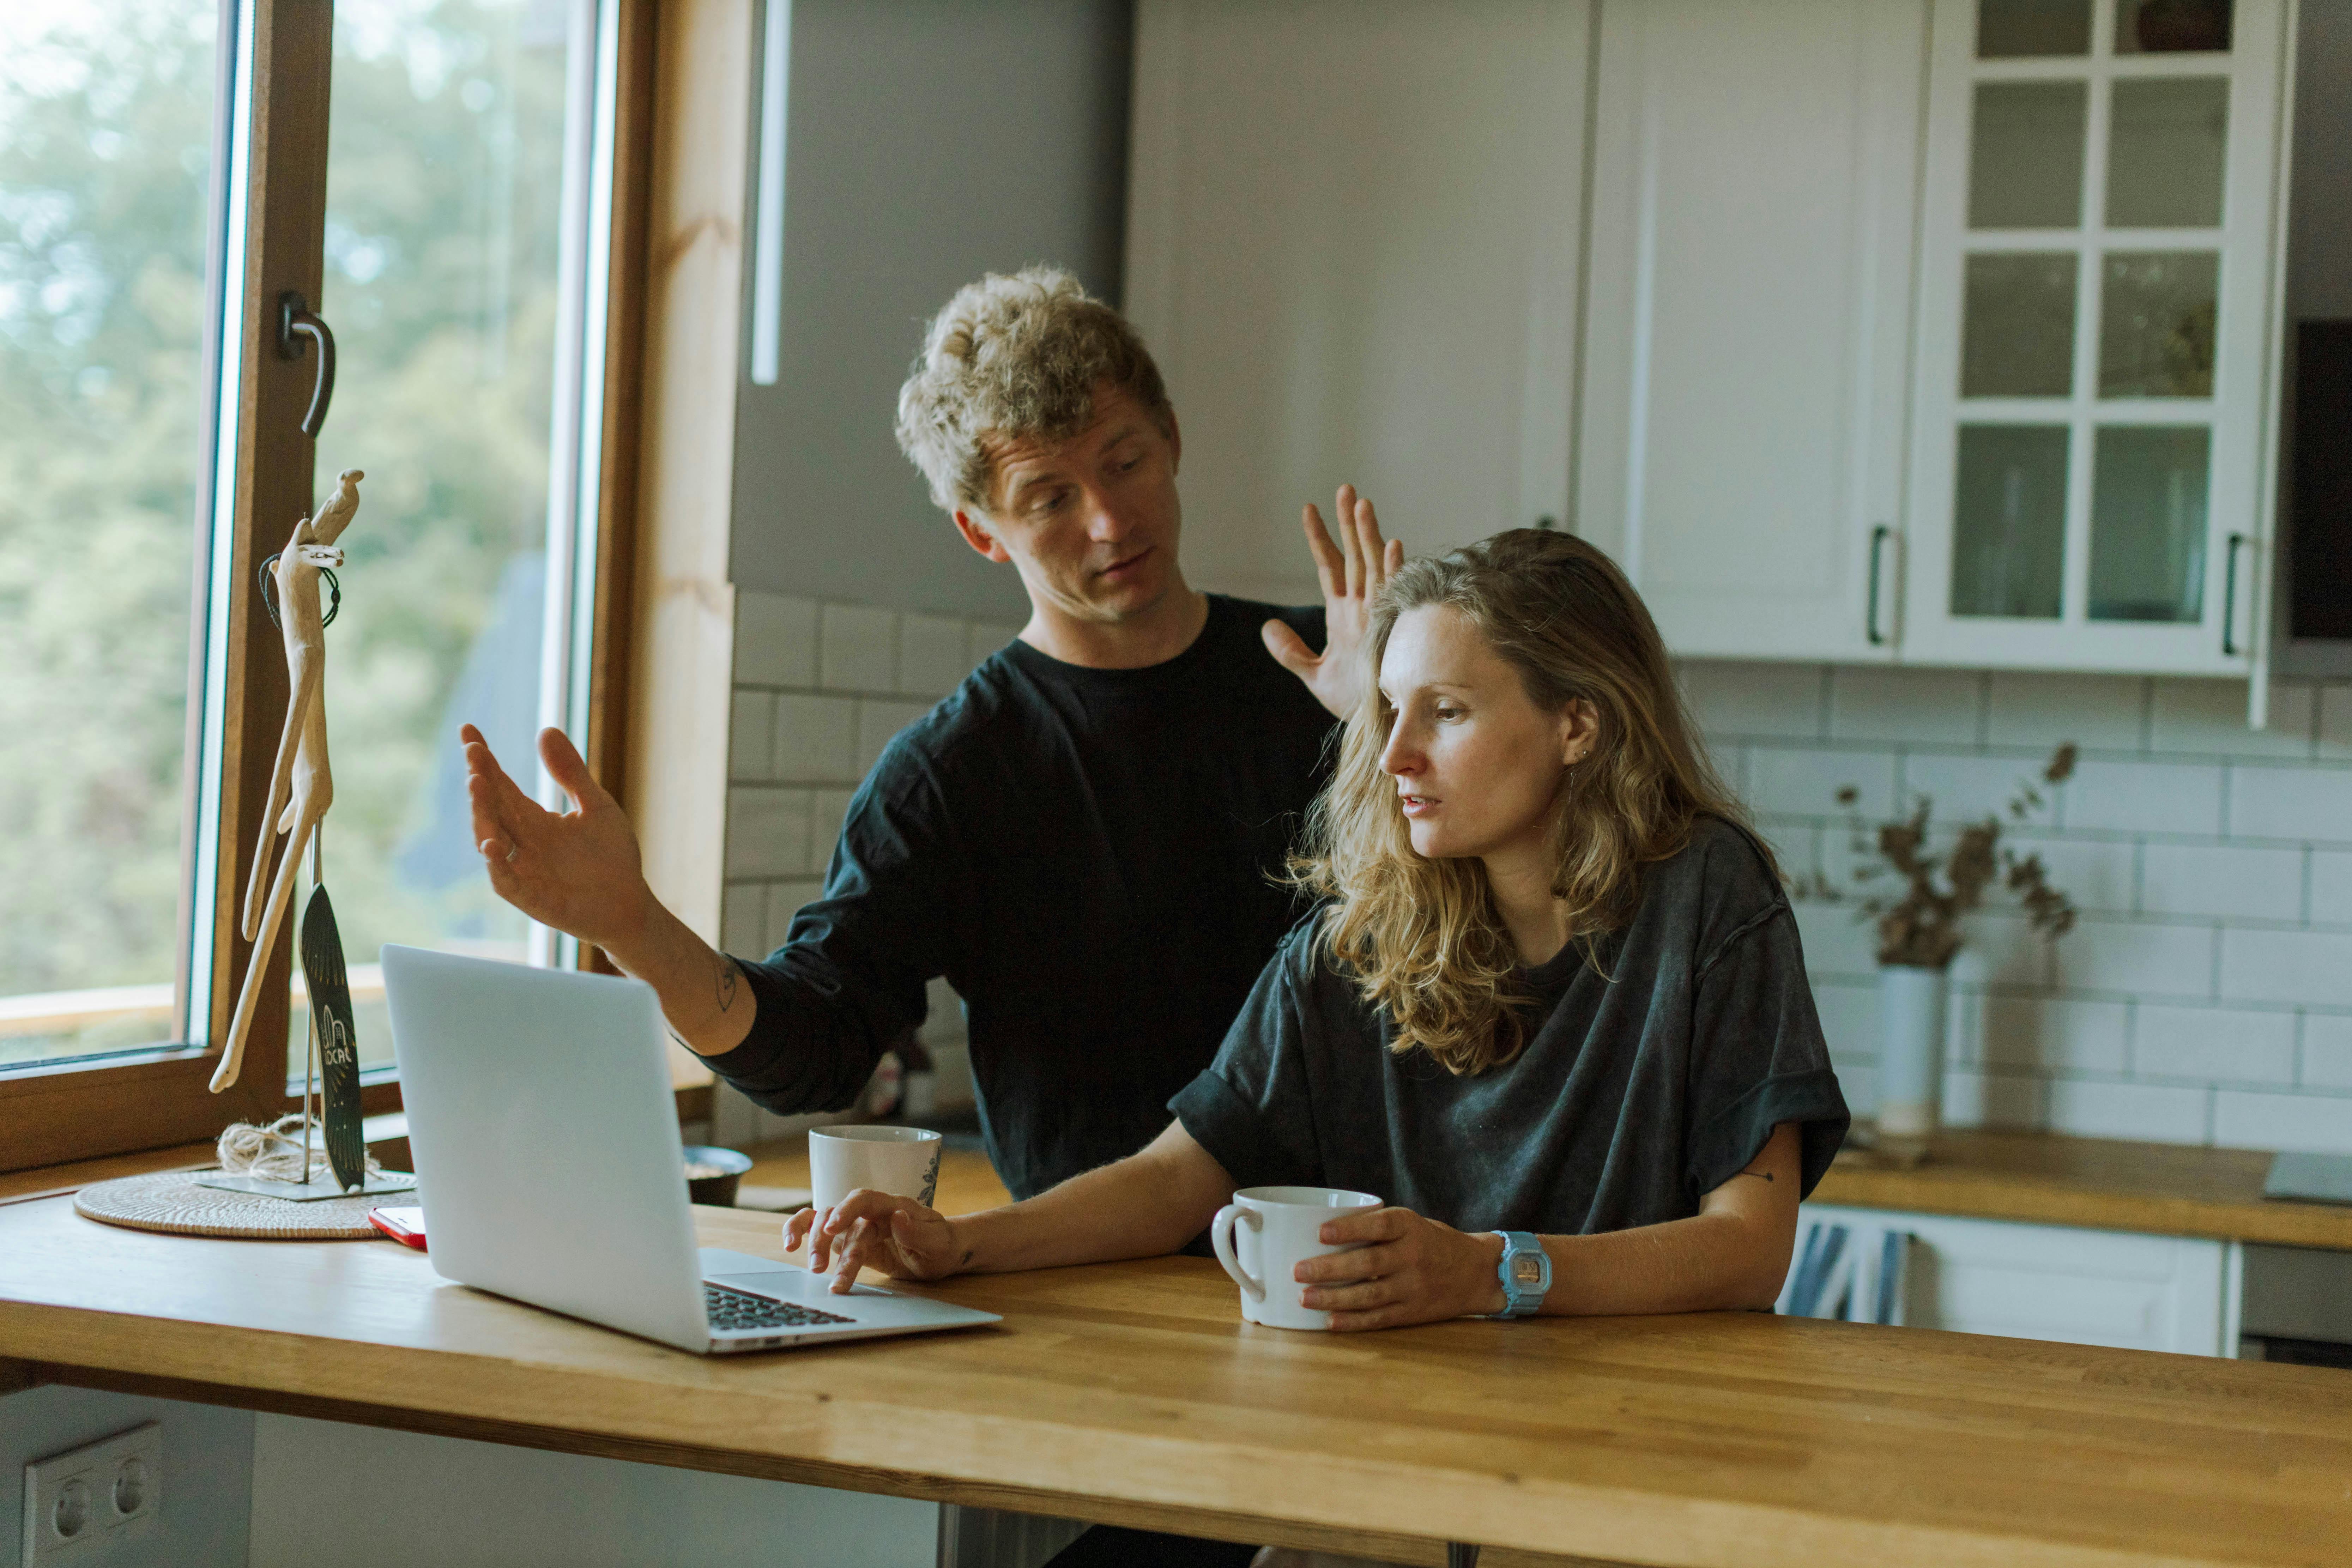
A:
5,1182,2351,1567
1814,1127,2352,1249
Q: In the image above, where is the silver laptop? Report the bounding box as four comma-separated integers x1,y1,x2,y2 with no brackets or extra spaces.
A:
380,944,1000,1354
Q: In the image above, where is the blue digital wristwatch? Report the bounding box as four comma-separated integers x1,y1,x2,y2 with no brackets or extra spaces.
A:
1493,1231,1551,1317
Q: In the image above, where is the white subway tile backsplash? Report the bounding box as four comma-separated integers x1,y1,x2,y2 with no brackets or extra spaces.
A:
1898,751,2057,826
1986,672,2146,752
1980,995,2128,1074
1811,979,1879,1064
1940,1067,2047,1130
897,613,971,697
811,787,856,871
856,699,932,776
2211,1089,2352,1156
819,604,899,691
721,881,767,956
2011,835,2134,915
2061,759,2223,835
762,879,826,951
1676,661,1825,741
2314,853,2352,926
2052,918,2215,999
725,787,813,878
772,694,858,782
1794,901,1879,979
1747,746,1897,822
1830,666,1984,744
2150,678,2314,758
1830,1061,1877,1117
728,591,2352,1151
2227,765,2352,843
2139,842,2304,921
2303,1016,2352,1091
967,621,1023,668
2133,1004,2297,1086
735,592,819,687
728,690,773,782
1749,820,1817,883
2221,927,2352,1008
1949,909,2055,989
2048,1079,2209,1144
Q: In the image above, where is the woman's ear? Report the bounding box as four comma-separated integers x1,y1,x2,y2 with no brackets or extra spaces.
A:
1558,699,1601,767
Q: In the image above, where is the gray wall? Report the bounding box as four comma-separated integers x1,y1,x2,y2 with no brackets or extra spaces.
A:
0,1386,252,1568
731,0,1134,620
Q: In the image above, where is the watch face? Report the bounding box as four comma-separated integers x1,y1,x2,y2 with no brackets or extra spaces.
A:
1511,1254,1545,1285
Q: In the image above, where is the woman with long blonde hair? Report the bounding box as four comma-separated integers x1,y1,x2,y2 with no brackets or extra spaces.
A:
799,529,1848,1333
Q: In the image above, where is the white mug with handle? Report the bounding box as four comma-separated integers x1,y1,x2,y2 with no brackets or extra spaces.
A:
1210,1185,1383,1330
805,1125,943,1219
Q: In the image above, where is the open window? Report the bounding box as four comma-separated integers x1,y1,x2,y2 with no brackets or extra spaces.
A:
0,0,650,1172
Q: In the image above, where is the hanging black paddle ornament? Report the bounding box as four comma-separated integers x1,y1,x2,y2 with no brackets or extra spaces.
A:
299,883,366,1190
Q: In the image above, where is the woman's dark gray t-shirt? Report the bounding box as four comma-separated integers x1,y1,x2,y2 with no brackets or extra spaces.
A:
1167,817,1849,1235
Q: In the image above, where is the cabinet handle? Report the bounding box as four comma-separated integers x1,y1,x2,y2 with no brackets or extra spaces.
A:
1866,525,1892,647
2221,532,2250,656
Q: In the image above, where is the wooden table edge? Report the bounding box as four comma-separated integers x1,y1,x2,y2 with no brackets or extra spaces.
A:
0,1300,2296,1568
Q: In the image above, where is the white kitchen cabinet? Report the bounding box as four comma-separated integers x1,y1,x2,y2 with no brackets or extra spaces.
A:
1124,0,1588,607
1897,0,2294,677
1576,0,1927,662
1807,1203,2241,1356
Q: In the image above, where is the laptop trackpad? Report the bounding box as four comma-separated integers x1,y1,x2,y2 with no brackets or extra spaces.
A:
700,1247,895,1301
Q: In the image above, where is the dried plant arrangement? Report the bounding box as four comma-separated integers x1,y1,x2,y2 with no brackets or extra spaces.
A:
1793,744,2081,969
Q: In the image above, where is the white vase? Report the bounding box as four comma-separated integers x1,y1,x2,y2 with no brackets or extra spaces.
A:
1876,964,1948,1140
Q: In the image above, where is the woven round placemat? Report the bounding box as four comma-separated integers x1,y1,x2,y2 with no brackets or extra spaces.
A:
74,1169,384,1241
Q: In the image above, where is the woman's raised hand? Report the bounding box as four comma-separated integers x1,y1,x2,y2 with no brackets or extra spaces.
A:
463,723,654,957
787,1189,965,1294
1263,483,1404,720
1293,1205,1508,1331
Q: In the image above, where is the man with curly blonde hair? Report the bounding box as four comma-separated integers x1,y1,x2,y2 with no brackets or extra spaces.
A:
466,265,1393,1211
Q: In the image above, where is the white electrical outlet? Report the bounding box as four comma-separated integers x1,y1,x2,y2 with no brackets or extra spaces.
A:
21,1422,160,1566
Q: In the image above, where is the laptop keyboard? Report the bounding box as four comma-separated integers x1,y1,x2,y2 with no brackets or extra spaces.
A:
705,1281,855,1333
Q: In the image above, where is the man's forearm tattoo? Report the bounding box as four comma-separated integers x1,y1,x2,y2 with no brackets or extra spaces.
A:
715,952,740,1013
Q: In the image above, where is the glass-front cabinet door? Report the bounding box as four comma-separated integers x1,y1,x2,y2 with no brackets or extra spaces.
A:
1899,0,2291,673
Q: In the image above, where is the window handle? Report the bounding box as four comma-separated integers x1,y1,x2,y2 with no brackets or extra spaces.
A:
1866,525,1893,647
277,291,336,438
2221,532,2250,656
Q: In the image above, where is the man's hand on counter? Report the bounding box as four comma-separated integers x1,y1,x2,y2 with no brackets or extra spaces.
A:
462,722,756,1058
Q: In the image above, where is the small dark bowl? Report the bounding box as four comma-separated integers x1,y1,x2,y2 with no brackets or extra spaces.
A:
683,1144,754,1207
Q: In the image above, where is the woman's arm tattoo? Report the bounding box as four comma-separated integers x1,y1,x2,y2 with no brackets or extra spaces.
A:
715,951,740,1013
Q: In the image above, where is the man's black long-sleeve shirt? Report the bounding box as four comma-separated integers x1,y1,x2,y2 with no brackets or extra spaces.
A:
707,594,1335,1199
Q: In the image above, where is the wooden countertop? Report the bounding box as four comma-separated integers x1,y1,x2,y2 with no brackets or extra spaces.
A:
5,1191,2352,1566
1814,1128,2352,1249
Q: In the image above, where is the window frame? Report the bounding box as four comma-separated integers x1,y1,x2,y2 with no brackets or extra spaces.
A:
0,0,665,1173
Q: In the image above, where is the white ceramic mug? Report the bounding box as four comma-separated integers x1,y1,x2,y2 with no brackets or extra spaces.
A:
1210,1185,1382,1331
808,1125,944,1216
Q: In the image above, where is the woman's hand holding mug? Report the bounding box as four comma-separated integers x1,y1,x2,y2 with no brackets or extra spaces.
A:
1292,1206,1508,1331
785,1190,963,1294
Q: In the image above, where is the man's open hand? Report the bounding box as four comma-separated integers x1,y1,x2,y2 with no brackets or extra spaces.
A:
464,723,654,957
1263,484,1403,719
